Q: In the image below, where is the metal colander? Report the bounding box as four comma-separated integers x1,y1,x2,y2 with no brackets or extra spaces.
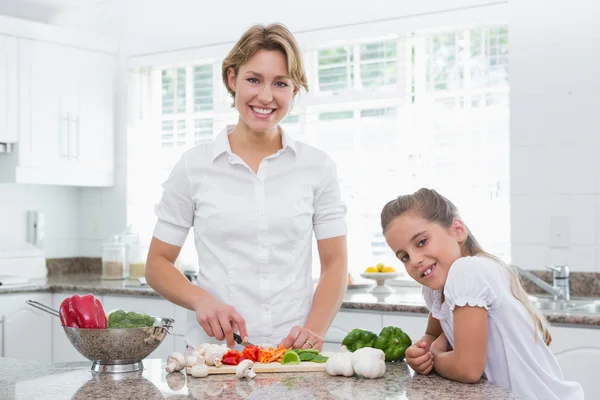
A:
27,300,174,373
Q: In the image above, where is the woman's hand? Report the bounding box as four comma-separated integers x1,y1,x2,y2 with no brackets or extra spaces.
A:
193,293,248,348
430,332,450,357
280,326,324,350
405,340,434,375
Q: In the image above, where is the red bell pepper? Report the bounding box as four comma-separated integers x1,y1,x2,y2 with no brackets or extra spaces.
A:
242,345,260,362
222,350,244,366
59,294,107,329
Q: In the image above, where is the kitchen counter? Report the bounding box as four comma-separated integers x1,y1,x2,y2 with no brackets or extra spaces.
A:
0,357,519,399
2,274,599,327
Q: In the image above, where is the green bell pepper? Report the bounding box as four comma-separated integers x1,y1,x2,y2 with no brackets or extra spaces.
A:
373,326,412,361
341,328,378,352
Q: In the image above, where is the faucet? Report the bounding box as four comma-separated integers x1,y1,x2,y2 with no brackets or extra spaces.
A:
512,265,570,301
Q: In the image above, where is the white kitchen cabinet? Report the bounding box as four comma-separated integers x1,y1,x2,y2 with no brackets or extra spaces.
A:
51,292,98,363
550,326,600,398
0,34,18,146
324,310,383,347
0,38,115,187
0,293,52,363
0,316,4,357
382,313,429,344
101,295,176,361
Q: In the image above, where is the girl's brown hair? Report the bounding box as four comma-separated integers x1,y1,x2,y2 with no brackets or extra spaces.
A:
381,188,552,345
222,23,309,106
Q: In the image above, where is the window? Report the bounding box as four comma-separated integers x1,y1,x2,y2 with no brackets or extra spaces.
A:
132,23,510,278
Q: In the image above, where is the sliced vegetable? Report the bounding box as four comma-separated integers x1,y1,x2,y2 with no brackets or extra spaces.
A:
310,354,329,363
281,350,301,365
242,345,260,362
295,348,319,355
222,350,244,366
298,352,315,361
59,294,107,329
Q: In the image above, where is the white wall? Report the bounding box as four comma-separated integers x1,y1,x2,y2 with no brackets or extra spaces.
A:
5,0,600,272
52,0,505,56
0,184,80,258
509,0,600,272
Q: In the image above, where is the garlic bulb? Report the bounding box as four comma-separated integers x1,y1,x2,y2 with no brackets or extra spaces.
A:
351,347,386,379
325,346,355,377
204,344,228,367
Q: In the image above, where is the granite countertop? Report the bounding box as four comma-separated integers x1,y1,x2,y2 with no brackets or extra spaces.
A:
0,357,519,399
2,274,599,327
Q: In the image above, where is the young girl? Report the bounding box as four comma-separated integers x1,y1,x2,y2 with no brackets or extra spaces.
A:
381,188,583,400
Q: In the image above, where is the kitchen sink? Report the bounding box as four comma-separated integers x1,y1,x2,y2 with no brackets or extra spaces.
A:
528,295,600,315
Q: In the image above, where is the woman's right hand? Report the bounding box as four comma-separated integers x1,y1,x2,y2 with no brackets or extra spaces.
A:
405,340,434,375
193,294,248,348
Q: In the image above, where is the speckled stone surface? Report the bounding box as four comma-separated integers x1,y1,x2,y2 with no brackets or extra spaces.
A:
1,274,599,327
519,270,600,298
0,357,520,399
47,258,102,275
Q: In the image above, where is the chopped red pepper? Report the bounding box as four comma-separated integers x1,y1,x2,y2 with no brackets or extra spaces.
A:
222,350,244,366
59,294,107,329
242,345,260,362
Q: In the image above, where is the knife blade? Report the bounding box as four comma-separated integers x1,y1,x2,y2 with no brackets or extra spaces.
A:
233,332,254,347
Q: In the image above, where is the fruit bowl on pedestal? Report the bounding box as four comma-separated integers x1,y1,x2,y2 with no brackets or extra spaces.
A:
359,272,401,294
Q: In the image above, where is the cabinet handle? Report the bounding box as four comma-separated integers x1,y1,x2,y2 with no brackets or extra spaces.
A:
1,316,4,358
68,115,79,161
71,116,80,160
60,115,69,159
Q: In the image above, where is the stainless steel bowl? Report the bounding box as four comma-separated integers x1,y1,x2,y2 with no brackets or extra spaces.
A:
62,317,174,373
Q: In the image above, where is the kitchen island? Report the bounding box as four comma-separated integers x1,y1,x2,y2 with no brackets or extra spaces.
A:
0,357,519,399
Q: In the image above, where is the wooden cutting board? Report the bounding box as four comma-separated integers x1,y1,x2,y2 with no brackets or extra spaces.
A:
186,361,326,375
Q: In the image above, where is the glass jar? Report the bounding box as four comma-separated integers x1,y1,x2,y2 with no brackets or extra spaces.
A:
101,235,126,280
128,242,148,280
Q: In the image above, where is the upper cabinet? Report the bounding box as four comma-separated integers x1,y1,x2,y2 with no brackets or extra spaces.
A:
0,35,18,147
0,16,117,187
16,39,115,186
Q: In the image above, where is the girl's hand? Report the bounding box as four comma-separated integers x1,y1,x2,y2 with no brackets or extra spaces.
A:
405,340,434,375
430,332,450,356
193,294,248,348
280,326,324,350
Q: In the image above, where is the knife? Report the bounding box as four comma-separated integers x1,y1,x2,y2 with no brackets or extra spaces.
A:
233,332,254,347
222,330,254,347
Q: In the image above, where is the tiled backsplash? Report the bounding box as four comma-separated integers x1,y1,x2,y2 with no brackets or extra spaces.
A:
0,184,80,258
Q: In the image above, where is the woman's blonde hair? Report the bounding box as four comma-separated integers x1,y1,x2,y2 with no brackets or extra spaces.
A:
222,23,309,106
381,188,552,346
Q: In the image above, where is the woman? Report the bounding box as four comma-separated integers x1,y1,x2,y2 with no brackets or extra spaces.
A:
146,23,348,351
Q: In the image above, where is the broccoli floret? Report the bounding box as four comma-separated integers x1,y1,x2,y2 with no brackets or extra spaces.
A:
107,310,154,328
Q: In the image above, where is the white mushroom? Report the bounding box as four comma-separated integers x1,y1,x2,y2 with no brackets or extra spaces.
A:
190,363,209,378
186,355,197,368
235,360,256,379
195,343,210,357
165,352,186,373
204,344,228,367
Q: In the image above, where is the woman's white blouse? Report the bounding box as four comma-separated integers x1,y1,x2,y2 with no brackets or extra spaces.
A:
153,125,347,346
423,256,584,400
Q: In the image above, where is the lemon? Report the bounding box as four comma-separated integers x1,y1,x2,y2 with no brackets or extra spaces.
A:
375,263,385,272
365,266,378,273
382,266,396,273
